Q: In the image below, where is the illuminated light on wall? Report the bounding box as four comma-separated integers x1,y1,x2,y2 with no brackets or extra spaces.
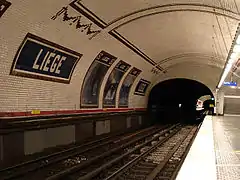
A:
236,35,240,44
224,95,240,98
217,23,240,89
230,52,238,59
228,58,235,64
218,64,232,88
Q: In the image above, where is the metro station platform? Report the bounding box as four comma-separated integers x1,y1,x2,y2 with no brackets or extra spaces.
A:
176,115,240,180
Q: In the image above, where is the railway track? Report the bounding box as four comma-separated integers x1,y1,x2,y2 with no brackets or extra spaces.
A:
46,124,181,180
60,124,199,180
0,125,166,180
148,126,198,180
105,125,198,180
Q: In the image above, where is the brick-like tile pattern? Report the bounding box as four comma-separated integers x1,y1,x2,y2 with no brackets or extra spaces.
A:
0,0,153,112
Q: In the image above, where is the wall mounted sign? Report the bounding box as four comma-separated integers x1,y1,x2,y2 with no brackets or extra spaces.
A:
119,68,141,107
103,60,131,108
10,33,82,83
31,110,41,115
0,0,11,18
134,79,151,96
223,81,237,87
81,51,117,108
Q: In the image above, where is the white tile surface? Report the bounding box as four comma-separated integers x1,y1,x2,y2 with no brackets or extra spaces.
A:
176,116,217,180
212,116,240,180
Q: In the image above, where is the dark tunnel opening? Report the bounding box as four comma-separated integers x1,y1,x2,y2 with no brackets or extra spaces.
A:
147,78,214,124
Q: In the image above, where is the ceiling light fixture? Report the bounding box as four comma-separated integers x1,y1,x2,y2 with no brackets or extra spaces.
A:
233,44,240,52
217,23,240,89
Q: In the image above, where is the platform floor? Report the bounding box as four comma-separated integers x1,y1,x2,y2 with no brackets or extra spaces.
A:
176,115,240,180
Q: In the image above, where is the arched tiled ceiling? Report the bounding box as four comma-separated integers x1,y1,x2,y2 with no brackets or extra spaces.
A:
150,62,222,92
114,11,236,66
106,4,240,29
157,53,225,69
167,60,222,70
79,0,239,88
80,0,240,24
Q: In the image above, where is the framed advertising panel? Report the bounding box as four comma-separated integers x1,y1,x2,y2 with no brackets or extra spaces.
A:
81,51,117,107
103,60,130,108
119,68,141,107
134,79,151,96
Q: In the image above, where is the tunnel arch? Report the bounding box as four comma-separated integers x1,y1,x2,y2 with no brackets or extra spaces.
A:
147,78,214,124
147,62,222,101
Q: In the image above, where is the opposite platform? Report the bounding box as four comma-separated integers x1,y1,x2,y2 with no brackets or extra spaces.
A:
176,115,240,180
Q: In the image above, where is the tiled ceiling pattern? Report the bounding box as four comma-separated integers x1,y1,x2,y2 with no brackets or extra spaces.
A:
116,12,237,65
154,62,221,90
80,0,239,23
80,0,240,88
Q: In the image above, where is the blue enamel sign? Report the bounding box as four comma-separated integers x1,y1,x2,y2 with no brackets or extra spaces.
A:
223,82,237,87
10,33,82,83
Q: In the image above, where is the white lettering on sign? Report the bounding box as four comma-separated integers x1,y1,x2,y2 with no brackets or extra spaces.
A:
43,52,56,72
32,49,66,74
32,49,43,69
40,51,49,70
50,54,61,72
56,56,66,74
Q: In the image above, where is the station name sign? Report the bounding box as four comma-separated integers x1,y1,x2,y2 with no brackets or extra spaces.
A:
10,33,82,83
223,81,237,87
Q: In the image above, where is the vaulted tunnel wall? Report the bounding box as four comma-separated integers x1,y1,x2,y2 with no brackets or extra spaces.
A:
0,0,228,165
0,0,224,117
0,0,156,116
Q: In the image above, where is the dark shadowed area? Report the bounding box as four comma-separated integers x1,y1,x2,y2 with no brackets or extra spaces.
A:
148,78,214,124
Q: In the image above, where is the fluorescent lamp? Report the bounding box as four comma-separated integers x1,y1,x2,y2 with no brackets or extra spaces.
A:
226,63,232,71
230,52,237,59
224,95,240,98
237,35,240,44
228,58,235,64
218,67,232,88
217,23,240,89
233,44,240,52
